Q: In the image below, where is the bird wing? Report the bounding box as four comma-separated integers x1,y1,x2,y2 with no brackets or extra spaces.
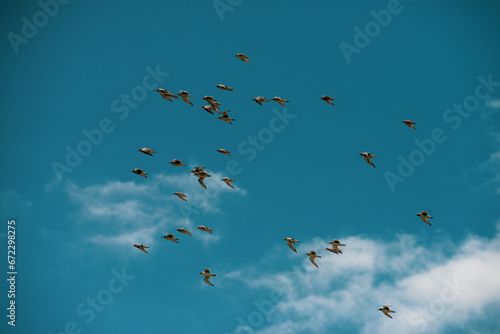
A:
288,242,297,253
198,177,207,189
309,257,319,268
203,276,214,286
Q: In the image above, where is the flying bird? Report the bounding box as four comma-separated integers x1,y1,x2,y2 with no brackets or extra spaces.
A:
176,228,192,236
201,105,217,114
222,177,235,189
218,110,235,124
191,166,207,174
178,90,194,106
359,152,377,168
156,89,178,102
306,250,321,268
202,95,218,104
327,239,346,254
378,305,395,319
272,96,289,107
416,210,433,226
200,268,216,286
320,95,335,105
133,244,149,254
170,159,186,167
162,233,179,243
217,149,231,156
191,168,211,189
131,168,148,178
252,96,269,105
173,192,188,201
402,120,417,129
283,237,300,253
138,148,156,156
235,53,250,62
197,225,213,234
216,84,233,91
325,247,342,254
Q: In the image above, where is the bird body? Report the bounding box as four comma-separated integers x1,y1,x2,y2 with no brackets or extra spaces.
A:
359,152,377,168
379,305,395,318
133,244,149,254
156,89,178,102
321,95,335,105
307,250,321,268
197,225,213,234
178,90,194,106
162,233,179,243
222,177,235,189
417,210,433,226
200,268,216,286
216,84,233,91
402,120,417,129
131,168,148,178
138,148,156,156
284,237,300,253
235,53,250,62
272,96,289,107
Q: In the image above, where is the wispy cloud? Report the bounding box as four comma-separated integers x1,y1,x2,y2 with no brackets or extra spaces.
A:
63,171,244,248
0,190,32,217
225,229,500,334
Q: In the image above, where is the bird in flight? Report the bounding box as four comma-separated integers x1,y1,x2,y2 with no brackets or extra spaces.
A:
173,192,188,201
197,225,214,234
216,84,233,91
138,147,156,156
283,237,300,253
416,210,433,226
306,250,321,268
162,233,179,243
131,168,148,178
176,228,192,236
378,305,396,318
200,268,216,286
402,120,417,129
178,90,194,106
218,110,235,124
156,89,178,102
359,152,377,168
235,53,250,62
133,244,149,254
272,96,289,107
320,95,335,105
201,105,218,114
326,239,346,254
170,159,186,167
217,149,231,156
222,177,235,189
252,96,269,105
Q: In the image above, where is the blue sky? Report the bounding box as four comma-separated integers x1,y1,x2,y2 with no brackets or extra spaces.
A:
1,0,500,333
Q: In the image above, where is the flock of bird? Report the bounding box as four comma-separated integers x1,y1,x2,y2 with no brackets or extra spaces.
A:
128,53,430,319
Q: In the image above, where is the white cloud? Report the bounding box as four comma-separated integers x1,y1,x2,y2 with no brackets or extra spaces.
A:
224,229,500,334
0,190,32,217
63,171,243,248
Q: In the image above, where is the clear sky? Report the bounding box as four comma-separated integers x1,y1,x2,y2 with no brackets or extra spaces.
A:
1,0,500,333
